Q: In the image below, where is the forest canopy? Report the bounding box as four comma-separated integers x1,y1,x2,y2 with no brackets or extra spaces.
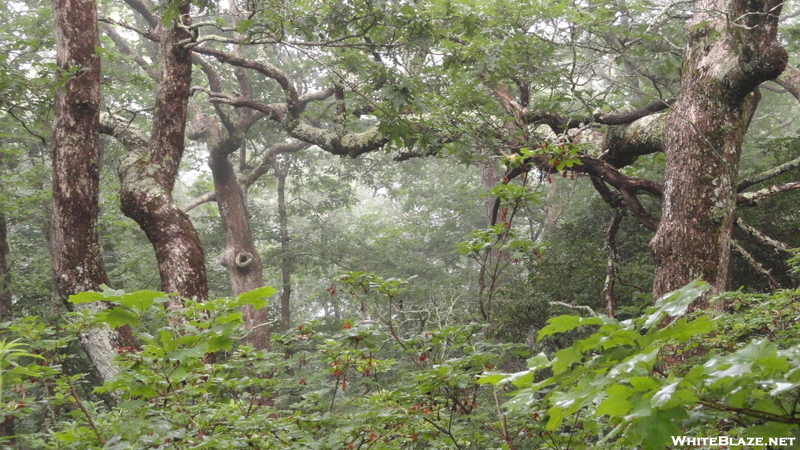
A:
1,0,800,448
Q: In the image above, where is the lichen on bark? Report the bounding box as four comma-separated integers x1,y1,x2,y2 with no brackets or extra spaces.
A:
650,0,787,302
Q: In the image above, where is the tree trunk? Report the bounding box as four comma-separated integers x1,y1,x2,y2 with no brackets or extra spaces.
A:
274,159,292,332
210,140,270,348
185,105,270,347
650,0,787,301
51,0,137,383
118,5,208,307
0,208,12,442
0,162,11,322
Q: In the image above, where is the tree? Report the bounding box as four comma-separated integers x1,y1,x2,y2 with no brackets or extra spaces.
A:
651,0,788,300
51,0,137,382
100,0,208,308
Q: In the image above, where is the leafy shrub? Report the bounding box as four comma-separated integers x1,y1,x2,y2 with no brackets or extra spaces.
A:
480,281,800,450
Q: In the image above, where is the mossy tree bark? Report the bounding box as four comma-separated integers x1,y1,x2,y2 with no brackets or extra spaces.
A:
116,2,208,308
650,0,787,301
51,0,137,383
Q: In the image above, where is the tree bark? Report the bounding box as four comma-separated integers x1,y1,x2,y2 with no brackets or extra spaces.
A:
0,154,11,323
188,42,271,346
51,0,137,383
0,211,9,323
650,0,787,301
117,4,208,307
0,208,12,441
274,158,292,332
189,111,270,347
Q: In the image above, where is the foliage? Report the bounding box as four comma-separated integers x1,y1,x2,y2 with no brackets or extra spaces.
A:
1,284,539,449
481,281,800,450
5,282,800,449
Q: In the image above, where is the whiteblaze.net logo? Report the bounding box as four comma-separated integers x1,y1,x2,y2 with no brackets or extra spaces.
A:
670,436,796,447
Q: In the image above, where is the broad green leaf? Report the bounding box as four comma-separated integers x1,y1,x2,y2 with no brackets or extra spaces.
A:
96,307,141,329
651,382,698,409
650,382,677,408
597,385,634,416
644,280,709,328
538,315,604,341
216,312,244,325
551,345,584,375
234,286,276,309
116,290,166,312
628,377,660,392
477,372,508,385
653,316,714,342
608,348,659,377
545,405,566,431
166,343,209,363
746,421,799,440
627,410,684,450
68,291,105,304
526,352,551,370
208,335,233,353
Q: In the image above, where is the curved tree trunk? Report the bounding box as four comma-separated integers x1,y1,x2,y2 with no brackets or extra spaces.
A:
51,0,137,383
650,0,787,301
118,5,208,307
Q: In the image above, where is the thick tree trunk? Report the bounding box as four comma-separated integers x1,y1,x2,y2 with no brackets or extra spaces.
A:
650,0,786,301
185,106,270,347
51,0,137,383
211,141,270,348
118,6,208,307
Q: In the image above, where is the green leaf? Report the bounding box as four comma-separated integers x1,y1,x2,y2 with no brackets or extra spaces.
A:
95,307,141,329
651,382,698,409
653,316,714,342
477,373,508,385
116,290,166,312
628,377,660,392
68,291,105,304
627,410,684,450
551,345,584,375
608,348,659,377
538,315,604,341
234,286,276,310
644,280,709,328
545,405,566,431
166,343,209,363
208,334,233,353
597,384,634,416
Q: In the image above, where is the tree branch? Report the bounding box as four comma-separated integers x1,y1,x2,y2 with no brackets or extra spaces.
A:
738,181,800,206
735,218,792,254
182,140,309,212
738,153,800,191
731,240,782,289
101,24,158,80
774,64,800,102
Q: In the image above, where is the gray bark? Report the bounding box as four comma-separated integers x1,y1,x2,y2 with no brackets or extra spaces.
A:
650,0,787,301
115,3,208,307
52,0,137,383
